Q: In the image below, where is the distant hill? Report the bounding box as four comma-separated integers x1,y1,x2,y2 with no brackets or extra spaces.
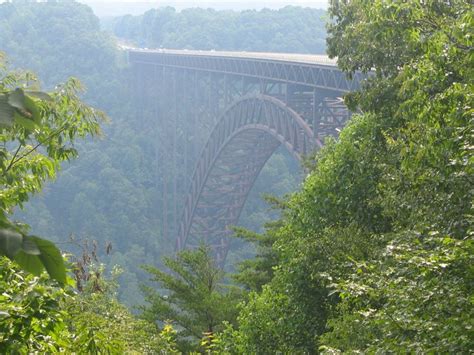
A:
81,1,328,18
106,6,328,54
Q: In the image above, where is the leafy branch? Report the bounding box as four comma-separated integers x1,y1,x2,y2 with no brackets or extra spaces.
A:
2,124,68,176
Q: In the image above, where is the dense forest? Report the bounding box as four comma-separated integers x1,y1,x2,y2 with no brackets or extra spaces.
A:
0,1,302,305
1,0,473,353
106,6,327,53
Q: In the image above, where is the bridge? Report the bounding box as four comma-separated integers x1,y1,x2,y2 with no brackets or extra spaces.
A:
129,49,364,264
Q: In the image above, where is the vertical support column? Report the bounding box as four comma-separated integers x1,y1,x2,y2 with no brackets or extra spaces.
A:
153,64,161,261
285,83,293,105
259,79,266,94
224,74,229,107
162,65,168,244
212,73,220,123
208,72,214,123
312,89,325,138
183,69,188,186
193,70,198,166
172,69,178,240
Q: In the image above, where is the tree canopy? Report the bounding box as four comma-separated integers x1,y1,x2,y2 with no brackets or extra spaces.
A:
140,245,242,352
1,1,472,352
0,1,304,305
0,50,180,352
217,0,474,352
109,6,327,54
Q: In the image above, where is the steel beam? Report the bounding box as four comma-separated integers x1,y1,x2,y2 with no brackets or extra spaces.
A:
130,50,357,265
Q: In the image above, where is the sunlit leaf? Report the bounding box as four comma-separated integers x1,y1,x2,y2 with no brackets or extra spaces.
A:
14,250,44,276
33,235,67,285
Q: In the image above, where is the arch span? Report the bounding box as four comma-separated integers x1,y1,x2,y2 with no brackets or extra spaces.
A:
176,94,322,262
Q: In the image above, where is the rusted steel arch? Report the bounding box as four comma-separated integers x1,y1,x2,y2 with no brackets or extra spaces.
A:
176,94,322,261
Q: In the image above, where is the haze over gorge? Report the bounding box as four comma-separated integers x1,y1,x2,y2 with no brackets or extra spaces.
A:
0,1,472,353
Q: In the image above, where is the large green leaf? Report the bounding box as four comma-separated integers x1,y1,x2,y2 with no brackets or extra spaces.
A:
25,90,52,101
22,234,41,255
14,235,66,285
7,88,26,111
0,228,22,258
33,236,66,285
14,111,38,130
0,93,14,127
23,94,41,123
7,88,42,127
14,250,44,276
0,89,48,128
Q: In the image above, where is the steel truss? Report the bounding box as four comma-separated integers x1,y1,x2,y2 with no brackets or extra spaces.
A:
129,50,364,93
177,94,324,263
130,50,360,264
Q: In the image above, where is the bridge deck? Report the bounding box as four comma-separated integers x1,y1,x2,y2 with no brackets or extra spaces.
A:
127,47,337,67
128,47,362,92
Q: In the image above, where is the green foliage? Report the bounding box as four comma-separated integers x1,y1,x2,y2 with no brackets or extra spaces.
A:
0,52,104,283
12,235,66,285
0,1,119,93
0,50,173,352
141,245,242,352
319,1,473,351
320,234,474,352
0,257,70,352
223,108,394,352
230,224,280,292
110,6,327,54
0,256,179,353
221,0,473,352
66,264,178,354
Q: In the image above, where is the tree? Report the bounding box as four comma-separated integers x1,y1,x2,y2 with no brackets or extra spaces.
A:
231,225,279,292
0,257,71,352
220,0,473,352
231,195,292,293
65,242,179,354
0,249,179,353
320,1,473,351
108,6,327,54
140,245,242,352
0,52,104,283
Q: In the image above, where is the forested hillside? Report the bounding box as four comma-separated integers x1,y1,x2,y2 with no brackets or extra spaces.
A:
107,6,327,53
215,1,473,352
0,1,306,305
0,44,178,353
0,1,153,304
1,0,472,353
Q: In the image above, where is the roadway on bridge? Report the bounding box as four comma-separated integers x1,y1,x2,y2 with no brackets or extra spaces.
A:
123,45,338,67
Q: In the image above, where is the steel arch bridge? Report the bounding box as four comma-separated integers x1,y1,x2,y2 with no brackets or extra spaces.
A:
129,49,363,263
